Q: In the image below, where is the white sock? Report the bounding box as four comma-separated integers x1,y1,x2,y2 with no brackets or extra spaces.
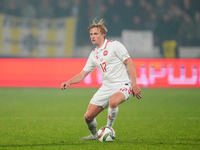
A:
106,107,118,127
87,118,97,136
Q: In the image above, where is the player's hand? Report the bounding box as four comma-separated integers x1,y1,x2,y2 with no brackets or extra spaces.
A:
60,81,70,90
132,85,142,99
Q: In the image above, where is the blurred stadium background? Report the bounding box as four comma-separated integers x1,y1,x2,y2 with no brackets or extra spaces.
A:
0,0,200,58
0,0,200,88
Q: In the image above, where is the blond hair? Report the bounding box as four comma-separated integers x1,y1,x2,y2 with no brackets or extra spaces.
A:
88,18,108,34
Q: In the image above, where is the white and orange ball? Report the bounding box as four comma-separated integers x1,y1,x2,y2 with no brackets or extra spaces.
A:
97,126,115,142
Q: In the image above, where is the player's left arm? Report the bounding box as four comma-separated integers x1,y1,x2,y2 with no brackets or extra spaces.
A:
123,58,142,99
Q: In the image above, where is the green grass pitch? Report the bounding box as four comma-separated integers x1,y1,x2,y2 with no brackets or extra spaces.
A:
0,88,200,150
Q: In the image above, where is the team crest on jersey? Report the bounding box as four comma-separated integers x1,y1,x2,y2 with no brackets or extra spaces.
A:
103,50,108,56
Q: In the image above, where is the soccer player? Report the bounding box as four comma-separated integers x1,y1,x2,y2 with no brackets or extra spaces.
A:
61,19,141,140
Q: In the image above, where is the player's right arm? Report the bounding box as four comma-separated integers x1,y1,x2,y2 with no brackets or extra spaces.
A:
61,51,95,90
61,70,90,90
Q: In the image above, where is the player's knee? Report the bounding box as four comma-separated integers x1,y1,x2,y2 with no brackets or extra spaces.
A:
84,113,93,123
109,98,118,108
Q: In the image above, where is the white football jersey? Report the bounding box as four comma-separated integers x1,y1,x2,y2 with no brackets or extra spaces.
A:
83,39,131,84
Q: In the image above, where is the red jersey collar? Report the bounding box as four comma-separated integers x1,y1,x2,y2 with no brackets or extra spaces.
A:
96,39,107,51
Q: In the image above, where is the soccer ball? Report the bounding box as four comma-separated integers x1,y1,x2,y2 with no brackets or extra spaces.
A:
97,126,115,142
